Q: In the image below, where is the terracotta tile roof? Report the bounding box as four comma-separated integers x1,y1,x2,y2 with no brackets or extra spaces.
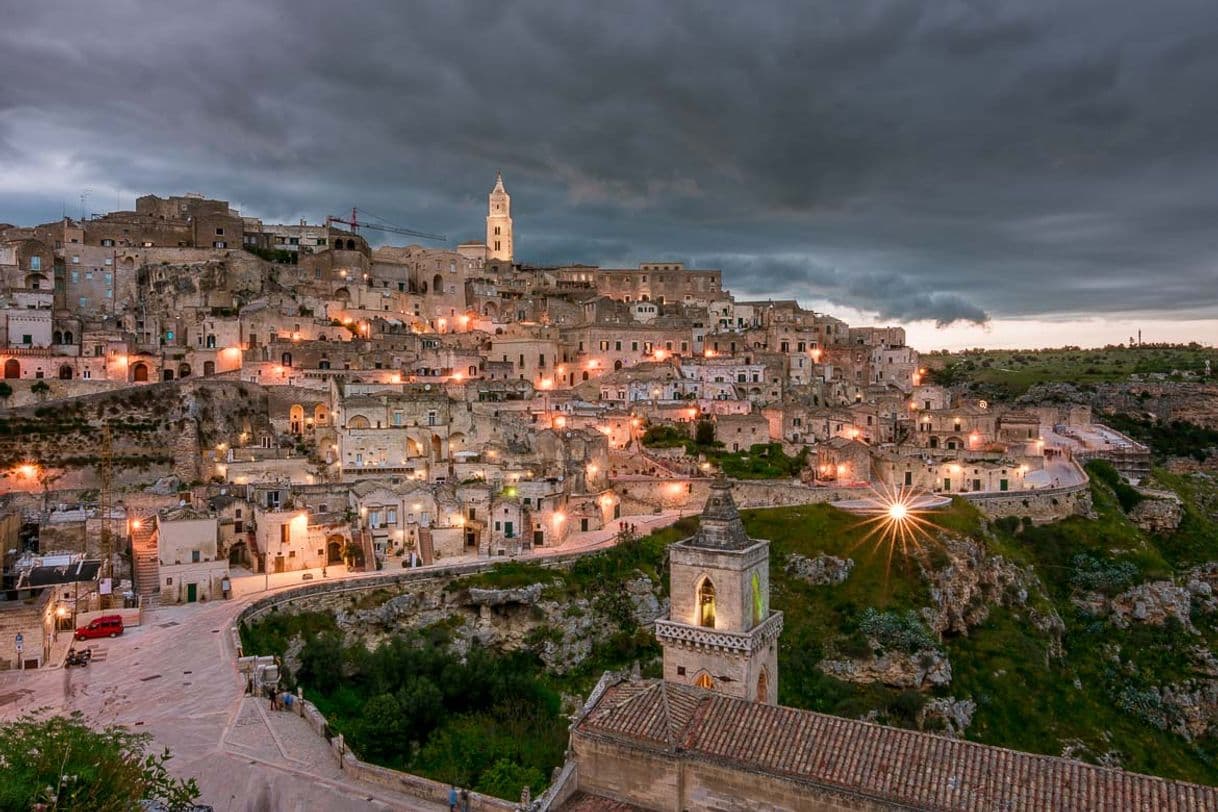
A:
578,678,1218,811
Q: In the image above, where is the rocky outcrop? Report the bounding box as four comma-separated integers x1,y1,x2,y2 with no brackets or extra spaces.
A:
624,576,665,625
918,697,976,737
785,553,854,586
1078,581,1197,630
819,650,951,690
921,538,1030,635
1129,491,1183,533
466,583,546,607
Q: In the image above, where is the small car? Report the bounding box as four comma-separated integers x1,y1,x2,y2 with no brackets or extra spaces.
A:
74,615,124,640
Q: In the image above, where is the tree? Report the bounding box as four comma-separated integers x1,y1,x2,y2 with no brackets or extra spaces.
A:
0,712,200,811
0,381,11,405
694,420,716,446
31,379,50,402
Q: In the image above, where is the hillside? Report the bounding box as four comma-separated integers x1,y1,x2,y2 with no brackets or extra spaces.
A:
243,462,1218,794
924,345,1215,400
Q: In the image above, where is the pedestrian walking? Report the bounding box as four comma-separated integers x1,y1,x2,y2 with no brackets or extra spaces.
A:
460,789,470,812
449,785,458,812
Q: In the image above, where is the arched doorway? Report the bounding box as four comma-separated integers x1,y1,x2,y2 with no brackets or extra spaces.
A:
58,365,73,380
161,368,173,381
614,360,623,371
203,360,215,376
326,535,345,564
431,434,442,460
345,239,355,250
289,405,304,434
281,352,292,367
178,363,191,378
3,359,19,379
433,274,443,294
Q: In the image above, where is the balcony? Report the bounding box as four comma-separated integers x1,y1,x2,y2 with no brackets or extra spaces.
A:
655,611,783,655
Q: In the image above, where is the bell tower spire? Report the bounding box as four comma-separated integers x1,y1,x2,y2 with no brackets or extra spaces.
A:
486,171,513,262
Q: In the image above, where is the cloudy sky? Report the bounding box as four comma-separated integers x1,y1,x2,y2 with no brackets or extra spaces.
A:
2,1,1216,349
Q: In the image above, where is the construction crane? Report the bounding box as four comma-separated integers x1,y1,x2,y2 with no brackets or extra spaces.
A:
325,207,447,243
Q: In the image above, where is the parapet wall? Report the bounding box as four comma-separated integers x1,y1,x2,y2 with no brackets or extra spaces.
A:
962,478,1093,524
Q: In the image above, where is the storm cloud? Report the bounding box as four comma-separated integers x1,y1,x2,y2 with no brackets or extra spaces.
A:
2,0,1217,328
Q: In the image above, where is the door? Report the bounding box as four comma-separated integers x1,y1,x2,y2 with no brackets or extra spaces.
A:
504,521,514,539
186,583,197,603
972,478,981,492
3,359,18,379
533,530,544,546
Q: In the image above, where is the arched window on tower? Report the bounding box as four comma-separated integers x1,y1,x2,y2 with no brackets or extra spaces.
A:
697,578,716,628
757,668,769,702
695,672,714,690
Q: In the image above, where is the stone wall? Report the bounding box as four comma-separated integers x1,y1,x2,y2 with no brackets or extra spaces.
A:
962,479,1092,524
613,476,875,516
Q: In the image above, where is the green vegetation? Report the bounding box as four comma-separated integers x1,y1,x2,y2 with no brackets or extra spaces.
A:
713,443,808,480
0,712,200,811
925,344,1215,399
244,245,298,264
641,424,688,448
1103,412,1218,463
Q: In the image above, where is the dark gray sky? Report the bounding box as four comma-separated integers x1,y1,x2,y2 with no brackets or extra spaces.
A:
2,1,1217,337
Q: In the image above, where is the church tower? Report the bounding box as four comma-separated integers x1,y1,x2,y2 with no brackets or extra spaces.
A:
656,480,783,703
486,171,513,262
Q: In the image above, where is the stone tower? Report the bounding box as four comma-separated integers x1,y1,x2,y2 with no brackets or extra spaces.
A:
656,480,783,703
486,171,513,262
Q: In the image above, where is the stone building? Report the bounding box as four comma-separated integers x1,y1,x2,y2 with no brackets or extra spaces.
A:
656,481,782,704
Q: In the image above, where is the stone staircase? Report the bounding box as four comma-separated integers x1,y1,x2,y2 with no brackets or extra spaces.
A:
131,522,160,607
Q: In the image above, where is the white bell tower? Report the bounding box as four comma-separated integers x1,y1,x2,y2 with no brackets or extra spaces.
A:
486,171,513,262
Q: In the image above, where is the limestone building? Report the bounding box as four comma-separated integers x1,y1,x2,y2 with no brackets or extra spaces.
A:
655,480,782,704
486,171,513,262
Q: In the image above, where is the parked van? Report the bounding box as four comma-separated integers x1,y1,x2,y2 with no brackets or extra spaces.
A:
74,615,124,641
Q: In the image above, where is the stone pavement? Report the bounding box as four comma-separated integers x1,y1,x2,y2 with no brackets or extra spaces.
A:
0,509,692,810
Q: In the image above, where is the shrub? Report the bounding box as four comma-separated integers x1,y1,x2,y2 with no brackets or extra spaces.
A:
856,608,937,654
1069,553,1139,594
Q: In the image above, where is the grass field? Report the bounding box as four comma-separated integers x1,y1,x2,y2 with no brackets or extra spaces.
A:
924,345,1216,399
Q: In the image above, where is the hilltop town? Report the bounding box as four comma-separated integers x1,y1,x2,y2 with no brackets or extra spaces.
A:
4,176,1217,810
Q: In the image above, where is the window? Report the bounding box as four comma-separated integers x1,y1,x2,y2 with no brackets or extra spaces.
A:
72,256,80,264
21,334,31,345
191,550,201,563
215,227,224,236
29,256,41,271
697,578,716,627
695,673,714,690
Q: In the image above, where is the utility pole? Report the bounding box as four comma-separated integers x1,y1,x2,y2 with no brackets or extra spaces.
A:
99,425,114,598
